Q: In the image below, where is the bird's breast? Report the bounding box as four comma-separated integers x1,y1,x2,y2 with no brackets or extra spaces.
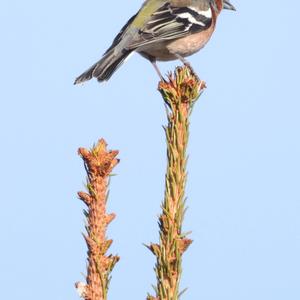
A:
137,26,216,62
167,26,215,58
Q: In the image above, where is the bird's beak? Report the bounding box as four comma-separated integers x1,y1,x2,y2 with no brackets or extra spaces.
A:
223,0,236,11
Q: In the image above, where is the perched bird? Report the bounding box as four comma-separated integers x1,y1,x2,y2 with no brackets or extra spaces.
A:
74,0,235,84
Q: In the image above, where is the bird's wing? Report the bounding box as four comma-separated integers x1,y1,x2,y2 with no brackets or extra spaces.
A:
103,1,164,53
127,2,213,49
104,13,138,54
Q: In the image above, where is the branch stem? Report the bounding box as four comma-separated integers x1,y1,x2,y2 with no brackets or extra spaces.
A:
148,66,206,300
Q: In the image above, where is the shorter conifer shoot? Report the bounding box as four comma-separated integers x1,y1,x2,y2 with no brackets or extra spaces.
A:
76,139,119,300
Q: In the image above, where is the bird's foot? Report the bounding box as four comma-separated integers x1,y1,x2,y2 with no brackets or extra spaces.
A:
174,54,200,81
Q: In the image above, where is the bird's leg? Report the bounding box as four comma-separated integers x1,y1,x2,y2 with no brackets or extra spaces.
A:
151,61,165,81
174,53,199,80
174,53,191,67
146,55,165,81
152,61,165,81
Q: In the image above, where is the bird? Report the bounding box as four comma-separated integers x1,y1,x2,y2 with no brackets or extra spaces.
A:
74,0,235,85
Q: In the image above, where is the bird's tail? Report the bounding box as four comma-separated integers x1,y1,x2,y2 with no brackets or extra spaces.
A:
74,49,132,84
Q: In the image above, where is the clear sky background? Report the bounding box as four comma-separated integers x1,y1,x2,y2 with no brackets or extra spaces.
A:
1,1,299,299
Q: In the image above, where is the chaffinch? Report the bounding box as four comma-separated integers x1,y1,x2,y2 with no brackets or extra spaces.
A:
74,0,235,84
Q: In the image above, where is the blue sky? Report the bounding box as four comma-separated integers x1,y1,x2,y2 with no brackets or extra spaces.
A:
1,1,300,299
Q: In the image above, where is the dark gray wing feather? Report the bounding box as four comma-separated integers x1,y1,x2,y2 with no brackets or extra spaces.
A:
104,13,138,54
